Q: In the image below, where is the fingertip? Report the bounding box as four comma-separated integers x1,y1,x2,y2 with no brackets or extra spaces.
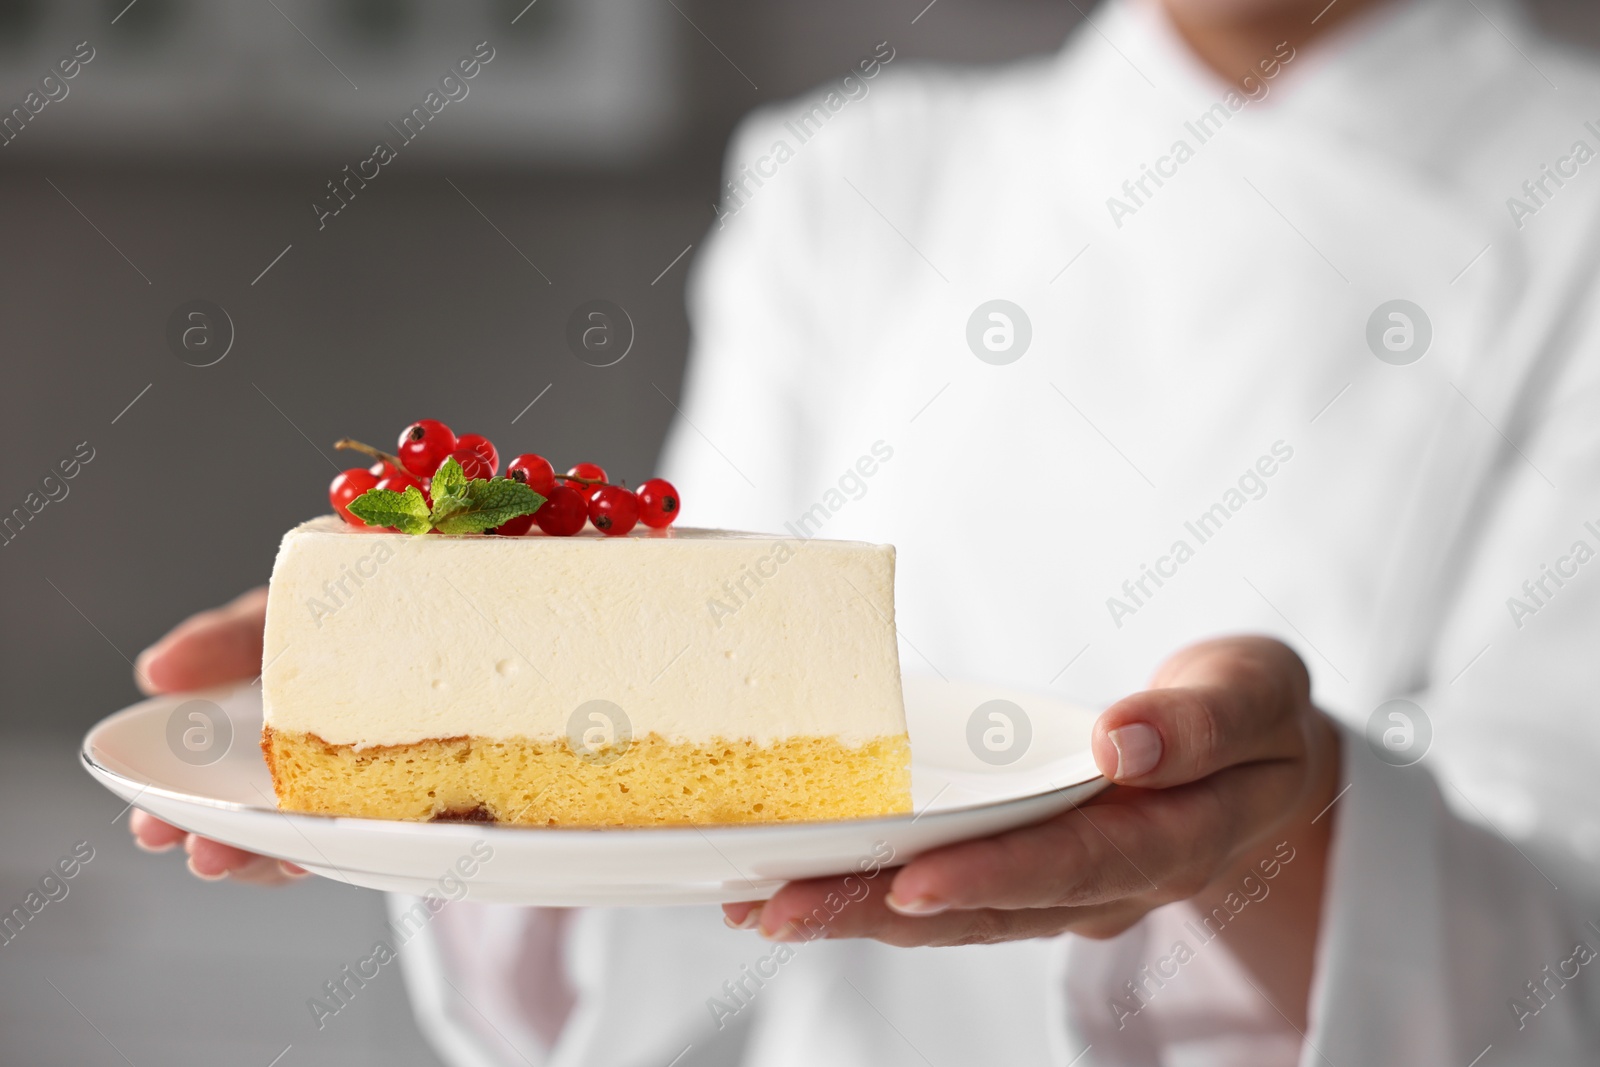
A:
886,864,947,915
138,624,210,694
1094,695,1169,782
884,893,948,917
760,922,806,942
133,644,166,695
136,629,202,695
184,853,228,882
133,837,176,854
1091,725,1119,780
722,902,762,930
753,883,828,940
228,586,271,617
886,814,1094,914
185,835,254,878
129,809,187,850
1104,722,1162,781
754,899,793,938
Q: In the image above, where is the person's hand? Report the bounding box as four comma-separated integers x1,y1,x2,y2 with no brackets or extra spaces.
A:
128,587,306,886
723,637,1342,1022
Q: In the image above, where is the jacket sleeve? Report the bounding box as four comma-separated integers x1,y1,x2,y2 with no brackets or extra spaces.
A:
1058,254,1600,1067
1304,722,1600,1065
1302,284,1600,1065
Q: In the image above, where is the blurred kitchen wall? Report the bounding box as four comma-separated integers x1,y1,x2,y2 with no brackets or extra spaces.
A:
0,0,1087,737
2,0,1596,738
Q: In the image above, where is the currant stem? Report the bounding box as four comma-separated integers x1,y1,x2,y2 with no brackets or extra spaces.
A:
334,438,408,473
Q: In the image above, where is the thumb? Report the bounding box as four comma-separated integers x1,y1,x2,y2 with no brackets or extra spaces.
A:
136,587,268,694
1091,637,1310,788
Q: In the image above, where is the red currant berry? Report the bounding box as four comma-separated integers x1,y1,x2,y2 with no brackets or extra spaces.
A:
563,462,607,499
377,470,423,492
636,478,680,528
376,471,431,508
455,433,499,477
506,453,557,495
589,485,639,536
493,513,537,536
535,485,589,536
397,419,456,477
329,468,379,525
446,447,493,481
368,460,399,479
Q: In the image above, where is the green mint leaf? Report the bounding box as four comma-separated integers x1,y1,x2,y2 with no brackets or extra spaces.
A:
432,477,545,535
430,456,467,501
428,493,467,527
427,456,472,528
347,485,432,535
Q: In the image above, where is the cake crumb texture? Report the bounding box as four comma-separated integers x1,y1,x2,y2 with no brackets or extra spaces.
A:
262,727,912,825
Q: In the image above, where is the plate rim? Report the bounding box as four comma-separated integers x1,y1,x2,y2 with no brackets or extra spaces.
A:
83,687,1107,840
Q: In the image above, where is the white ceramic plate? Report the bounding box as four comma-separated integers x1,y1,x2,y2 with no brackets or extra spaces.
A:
82,676,1107,906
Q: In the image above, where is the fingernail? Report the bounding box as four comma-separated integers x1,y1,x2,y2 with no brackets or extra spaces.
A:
886,895,948,917
760,921,805,942
1109,723,1162,779
278,861,309,879
724,904,762,931
185,855,227,882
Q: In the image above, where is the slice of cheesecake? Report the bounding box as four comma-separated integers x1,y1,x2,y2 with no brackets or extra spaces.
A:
260,516,910,826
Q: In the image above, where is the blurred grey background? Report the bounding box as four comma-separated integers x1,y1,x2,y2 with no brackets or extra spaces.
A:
1,1,1596,1064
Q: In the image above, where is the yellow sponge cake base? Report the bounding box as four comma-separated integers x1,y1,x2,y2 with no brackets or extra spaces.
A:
261,727,912,826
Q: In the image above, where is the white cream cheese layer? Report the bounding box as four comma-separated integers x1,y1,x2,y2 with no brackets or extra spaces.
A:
261,516,905,748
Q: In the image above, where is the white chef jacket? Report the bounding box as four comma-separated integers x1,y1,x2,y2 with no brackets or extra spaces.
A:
397,0,1600,1063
